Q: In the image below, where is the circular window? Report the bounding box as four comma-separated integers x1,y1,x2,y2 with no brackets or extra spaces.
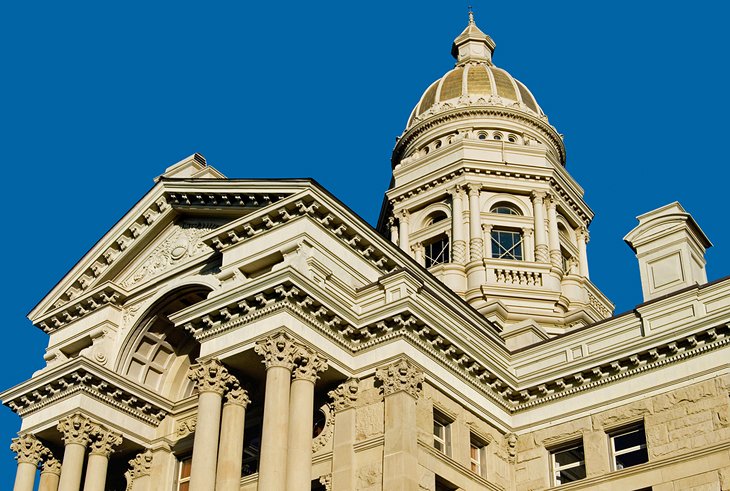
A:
477,132,488,140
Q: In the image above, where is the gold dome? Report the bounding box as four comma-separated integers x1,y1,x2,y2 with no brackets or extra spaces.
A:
406,14,544,129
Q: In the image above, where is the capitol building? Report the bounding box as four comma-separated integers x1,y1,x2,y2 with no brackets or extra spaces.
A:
3,14,729,491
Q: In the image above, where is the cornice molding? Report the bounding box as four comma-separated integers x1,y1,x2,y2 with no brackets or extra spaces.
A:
2,360,170,425
36,284,127,333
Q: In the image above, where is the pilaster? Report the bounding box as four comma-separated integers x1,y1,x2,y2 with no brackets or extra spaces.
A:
329,379,359,491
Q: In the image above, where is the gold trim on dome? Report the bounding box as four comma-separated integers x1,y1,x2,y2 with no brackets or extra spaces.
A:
440,67,464,100
516,80,538,113
467,64,492,95
491,67,517,100
418,80,439,117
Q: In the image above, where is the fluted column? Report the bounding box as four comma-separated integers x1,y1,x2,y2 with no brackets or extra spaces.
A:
450,187,467,264
124,450,152,491
83,425,122,491
576,227,590,278
57,413,92,491
377,359,424,491
413,242,424,266
398,211,410,255
255,332,298,490
546,196,562,268
467,184,483,262
329,379,359,490
215,380,250,491
286,347,328,491
11,433,45,491
531,191,549,262
39,456,62,491
188,359,230,491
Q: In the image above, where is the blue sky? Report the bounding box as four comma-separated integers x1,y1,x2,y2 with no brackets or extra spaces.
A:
1,1,728,481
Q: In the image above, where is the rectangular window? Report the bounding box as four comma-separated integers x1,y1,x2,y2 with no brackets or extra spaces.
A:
425,236,450,267
177,456,192,491
470,434,487,477
433,411,452,457
610,425,648,470
551,442,586,486
491,229,523,260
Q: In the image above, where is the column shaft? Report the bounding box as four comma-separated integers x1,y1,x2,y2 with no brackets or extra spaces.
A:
13,462,37,491
58,443,86,491
189,391,224,491
532,192,548,262
331,409,356,490
468,186,482,262
39,470,61,491
577,229,590,278
398,212,410,255
383,391,419,491
83,454,109,491
215,399,247,491
547,197,562,268
258,365,292,490
451,188,466,264
285,378,316,491
524,228,535,262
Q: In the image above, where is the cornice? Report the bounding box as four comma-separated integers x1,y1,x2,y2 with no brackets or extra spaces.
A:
36,284,127,333
1,359,170,426
394,106,566,166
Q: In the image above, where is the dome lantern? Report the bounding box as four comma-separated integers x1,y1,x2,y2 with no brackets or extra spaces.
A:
451,11,496,66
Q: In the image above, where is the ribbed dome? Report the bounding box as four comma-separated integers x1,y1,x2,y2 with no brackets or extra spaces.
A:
406,14,545,130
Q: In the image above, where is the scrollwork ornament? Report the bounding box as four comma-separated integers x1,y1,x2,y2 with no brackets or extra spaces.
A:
10,433,45,465
188,358,230,395
225,381,251,408
292,347,328,382
375,358,424,398
88,424,123,457
328,378,359,411
254,332,298,370
125,449,153,484
319,473,332,491
57,412,93,447
312,404,334,453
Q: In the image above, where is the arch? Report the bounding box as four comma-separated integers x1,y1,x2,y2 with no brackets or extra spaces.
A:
556,215,576,244
117,283,213,401
483,194,530,216
417,203,452,230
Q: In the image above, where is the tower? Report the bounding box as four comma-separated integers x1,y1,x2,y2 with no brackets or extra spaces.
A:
379,14,613,340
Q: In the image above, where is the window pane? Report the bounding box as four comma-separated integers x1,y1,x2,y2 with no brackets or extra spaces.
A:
554,446,584,466
557,463,586,483
614,428,645,451
615,447,648,469
180,458,192,478
178,483,190,491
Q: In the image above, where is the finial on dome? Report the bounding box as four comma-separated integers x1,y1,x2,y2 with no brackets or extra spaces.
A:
452,8,496,66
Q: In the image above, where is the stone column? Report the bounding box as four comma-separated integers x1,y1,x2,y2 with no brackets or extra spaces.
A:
546,196,562,268
376,359,424,491
124,450,153,491
57,413,92,491
286,347,328,491
576,227,590,278
188,358,230,491
83,425,122,491
215,380,250,491
531,191,549,262
523,227,535,262
389,217,399,245
398,211,410,255
39,456,62,491
329,379,359,491
255,332,298,491
450,187,467,264
467,184,483,262
413,242,424,266
10,433,45,491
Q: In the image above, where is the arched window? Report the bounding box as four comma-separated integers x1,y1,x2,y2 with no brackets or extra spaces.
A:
424,234,450,267
425,211,448,226
490,202,522,216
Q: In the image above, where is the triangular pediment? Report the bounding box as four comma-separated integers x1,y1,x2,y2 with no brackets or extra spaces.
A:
29,171,318,327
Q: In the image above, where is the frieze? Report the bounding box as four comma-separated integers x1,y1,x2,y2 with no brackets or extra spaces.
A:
4,367,168,425
176,416,197,439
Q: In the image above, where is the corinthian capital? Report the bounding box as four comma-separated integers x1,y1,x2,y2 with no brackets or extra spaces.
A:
188,358,230,395
10,433,45,465
375,359,424,398
225,380,251,408
88,424,123,457
531,190,547,203
57,413,93,447
125,449,153,483
467,183,481,196
292,346,328,382
328,378,359,411
255,332,298,370
41,455,62,475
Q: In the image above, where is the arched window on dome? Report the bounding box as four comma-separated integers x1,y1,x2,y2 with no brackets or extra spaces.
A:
425,211,449,226
490,202,522,216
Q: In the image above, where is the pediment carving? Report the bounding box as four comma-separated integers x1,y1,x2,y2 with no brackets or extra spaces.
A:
119,220,223,290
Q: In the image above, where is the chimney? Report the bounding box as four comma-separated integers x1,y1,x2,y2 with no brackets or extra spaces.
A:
624,202,711,302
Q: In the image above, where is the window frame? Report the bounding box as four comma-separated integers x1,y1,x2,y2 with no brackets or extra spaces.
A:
550,441,586,486
424,234,450,268
490,228,524,261
469,434,488,478
433,411,453,457
609,424,648,471
176,455,192,491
